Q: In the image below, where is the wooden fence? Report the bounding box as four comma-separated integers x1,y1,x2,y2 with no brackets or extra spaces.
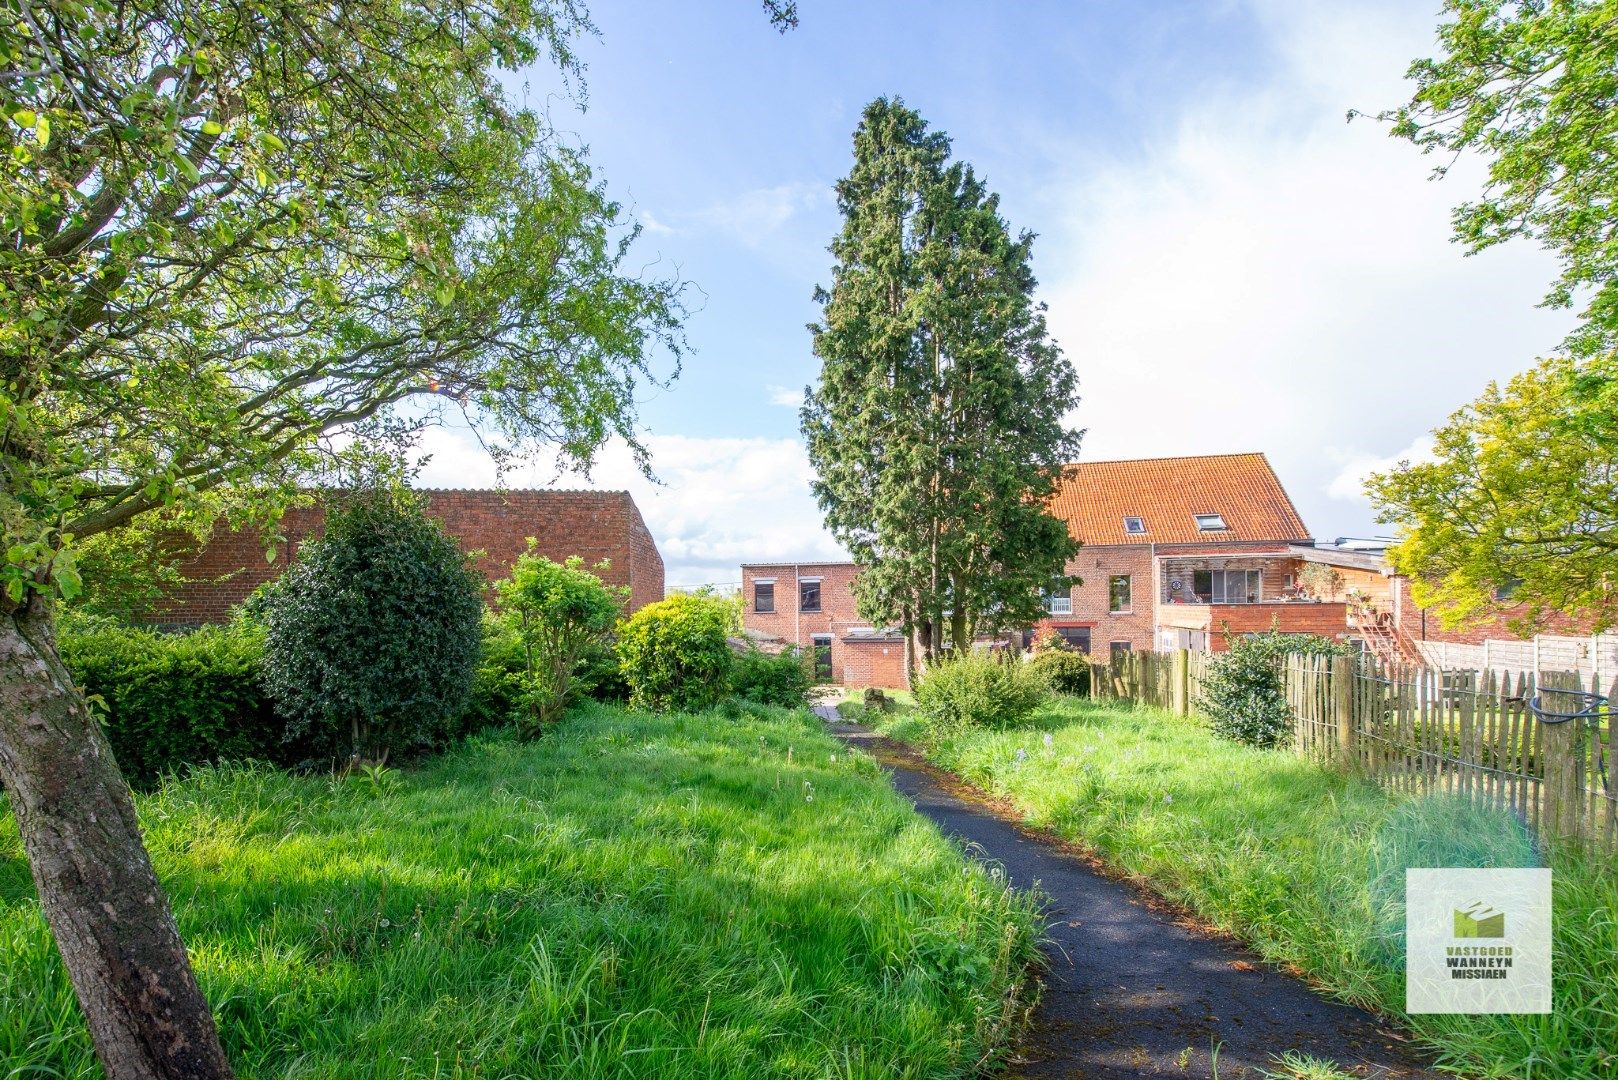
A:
1090,649,1618,855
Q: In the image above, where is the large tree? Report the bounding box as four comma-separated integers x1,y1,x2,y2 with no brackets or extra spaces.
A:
1365,0,1618,629
1376,0,1618,360
0,0,699,1075
803,98,1081,675
1367,353,1618,632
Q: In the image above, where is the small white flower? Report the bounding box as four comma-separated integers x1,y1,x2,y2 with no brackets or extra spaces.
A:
1042,733,1053,748
379,918,391,928
1162,794,1173,805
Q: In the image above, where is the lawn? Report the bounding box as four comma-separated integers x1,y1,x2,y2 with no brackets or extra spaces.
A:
0,701,1043,1079
863,694,1618,1080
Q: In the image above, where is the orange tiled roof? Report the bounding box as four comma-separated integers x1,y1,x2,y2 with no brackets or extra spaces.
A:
1048,453,1310,546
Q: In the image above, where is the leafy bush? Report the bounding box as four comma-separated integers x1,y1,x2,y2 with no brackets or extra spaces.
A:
493,548,627,737
914,651,1046,738
616,594,733,712
58,615,296,786
1197,629,1350,749
258,489,485,761
575,641,630,702
729,646,812,709
466,613,527,734
1027,649,1091,695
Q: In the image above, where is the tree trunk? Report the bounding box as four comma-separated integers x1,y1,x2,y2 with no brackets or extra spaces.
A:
0,599,234,1080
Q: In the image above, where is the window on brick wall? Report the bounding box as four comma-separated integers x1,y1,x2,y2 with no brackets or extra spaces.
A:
1057,626,1091,653
1044,586,1072,615
1110,640,1133,658
1109,575,1132,613
799,578,821,613
753,580,775,613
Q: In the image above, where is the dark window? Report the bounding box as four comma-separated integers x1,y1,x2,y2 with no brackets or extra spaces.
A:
1056,627,1091,654
811,635,833,681
1193,569,1261,604
1123,516,1146,534
1110,640,1133,658
1108,575,1132,613
754,581,775,613
799,579,821,612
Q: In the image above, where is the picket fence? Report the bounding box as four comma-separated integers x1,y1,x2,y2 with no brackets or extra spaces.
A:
1090,648,1618,855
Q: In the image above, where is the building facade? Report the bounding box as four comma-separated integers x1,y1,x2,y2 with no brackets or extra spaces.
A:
737,562,907,689
152,489,665,625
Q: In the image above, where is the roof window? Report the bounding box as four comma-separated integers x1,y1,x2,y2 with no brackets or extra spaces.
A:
1123,516,1146,535
1193,513,1228,532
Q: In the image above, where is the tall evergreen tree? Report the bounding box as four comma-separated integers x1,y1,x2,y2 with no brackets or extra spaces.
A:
803,98,1081,675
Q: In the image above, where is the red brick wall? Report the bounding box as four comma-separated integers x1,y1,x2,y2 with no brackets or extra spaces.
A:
1062,545,1157,653
840,639,907,689
740,563,874,681
1391,576,1609,645
153,490,664,624
1205,602,1351,651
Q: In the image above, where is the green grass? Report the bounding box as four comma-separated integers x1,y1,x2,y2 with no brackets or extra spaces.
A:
0,701,1044,1079
874,696,1618,1080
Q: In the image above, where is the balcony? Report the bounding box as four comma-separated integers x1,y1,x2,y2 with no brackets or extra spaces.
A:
1158,599,1350,649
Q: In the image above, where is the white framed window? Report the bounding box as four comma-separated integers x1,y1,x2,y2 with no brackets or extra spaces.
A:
1044,589,1072,615
1123,516,1146,535
1193,513,1228,532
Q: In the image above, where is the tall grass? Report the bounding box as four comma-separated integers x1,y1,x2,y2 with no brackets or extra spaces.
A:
0,701,1043,1079
876,697,1618,1080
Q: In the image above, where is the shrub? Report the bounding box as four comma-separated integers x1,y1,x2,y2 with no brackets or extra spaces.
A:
1028,649,1091,696
729,646,812,709
576,641,630,702
1028,628,1070,654
466,612,527,734
258,489,485,761
1197,629,1351,749
58,615,295,786
493,548,627,737
616,594,733,712
914,651,1046,738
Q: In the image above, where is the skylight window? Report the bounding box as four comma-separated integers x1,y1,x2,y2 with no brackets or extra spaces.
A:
1194,513,1228,532
1122,516,1146,535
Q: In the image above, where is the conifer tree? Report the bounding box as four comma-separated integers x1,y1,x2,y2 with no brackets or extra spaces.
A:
803,98,1081,675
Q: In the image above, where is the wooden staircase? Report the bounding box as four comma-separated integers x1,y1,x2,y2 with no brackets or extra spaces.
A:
1350,606,1424,669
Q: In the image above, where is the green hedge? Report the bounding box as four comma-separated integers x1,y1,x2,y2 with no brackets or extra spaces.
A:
59,617,298,787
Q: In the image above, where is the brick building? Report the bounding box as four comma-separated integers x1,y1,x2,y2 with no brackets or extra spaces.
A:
737,562,907,690
152,489,664,625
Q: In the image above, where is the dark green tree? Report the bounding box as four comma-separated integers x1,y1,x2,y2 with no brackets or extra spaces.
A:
803,98,1081,675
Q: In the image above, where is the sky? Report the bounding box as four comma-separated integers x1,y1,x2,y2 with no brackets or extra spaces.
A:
414,0,1576,589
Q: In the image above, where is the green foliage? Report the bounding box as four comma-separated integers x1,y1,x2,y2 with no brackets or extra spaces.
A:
1027,649,1091,696
803,98,1081,661
1368,353,1618,633
914,651,1047,739
728,646,812,709
1198,630,1349,750
1,0,688,610
494,547,626,738
1296,563,1344,602
258,490,485,761
884,696,1617,1079
1381,0,1618,359
466,612,528,734
615,594,734,713
0,704,1045,1078
57,615,296,787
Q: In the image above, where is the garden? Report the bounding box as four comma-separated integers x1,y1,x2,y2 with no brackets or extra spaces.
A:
836,636,1618,1080
0,490,1044,1078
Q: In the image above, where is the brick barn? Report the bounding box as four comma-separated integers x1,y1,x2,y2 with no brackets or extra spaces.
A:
151,489,664,625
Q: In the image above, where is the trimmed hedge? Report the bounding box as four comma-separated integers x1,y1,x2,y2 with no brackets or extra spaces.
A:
59,617,297,787
1027,649,1091,695
729,646,812,709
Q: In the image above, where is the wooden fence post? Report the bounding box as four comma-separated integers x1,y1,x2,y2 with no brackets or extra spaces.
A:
1332,653,1354,761
1172,649,1189,716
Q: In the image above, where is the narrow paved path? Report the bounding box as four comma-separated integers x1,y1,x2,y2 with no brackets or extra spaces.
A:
816,708,1441,1080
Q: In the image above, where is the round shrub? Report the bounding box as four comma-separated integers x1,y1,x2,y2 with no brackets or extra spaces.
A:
616,594,733,712
729,646,812,709
258,489,485,761
1197,630,1350,749
1027,649,1091,696
914,651,1047,739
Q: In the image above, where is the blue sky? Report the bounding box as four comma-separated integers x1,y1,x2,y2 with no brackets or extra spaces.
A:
418,1,1575,587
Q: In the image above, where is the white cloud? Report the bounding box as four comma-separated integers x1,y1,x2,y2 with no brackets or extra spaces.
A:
411,424,844,590
1040,0,1574,539
689,181,830,246
1325,435,1434,503
766,384,804,407
639,209,675,236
